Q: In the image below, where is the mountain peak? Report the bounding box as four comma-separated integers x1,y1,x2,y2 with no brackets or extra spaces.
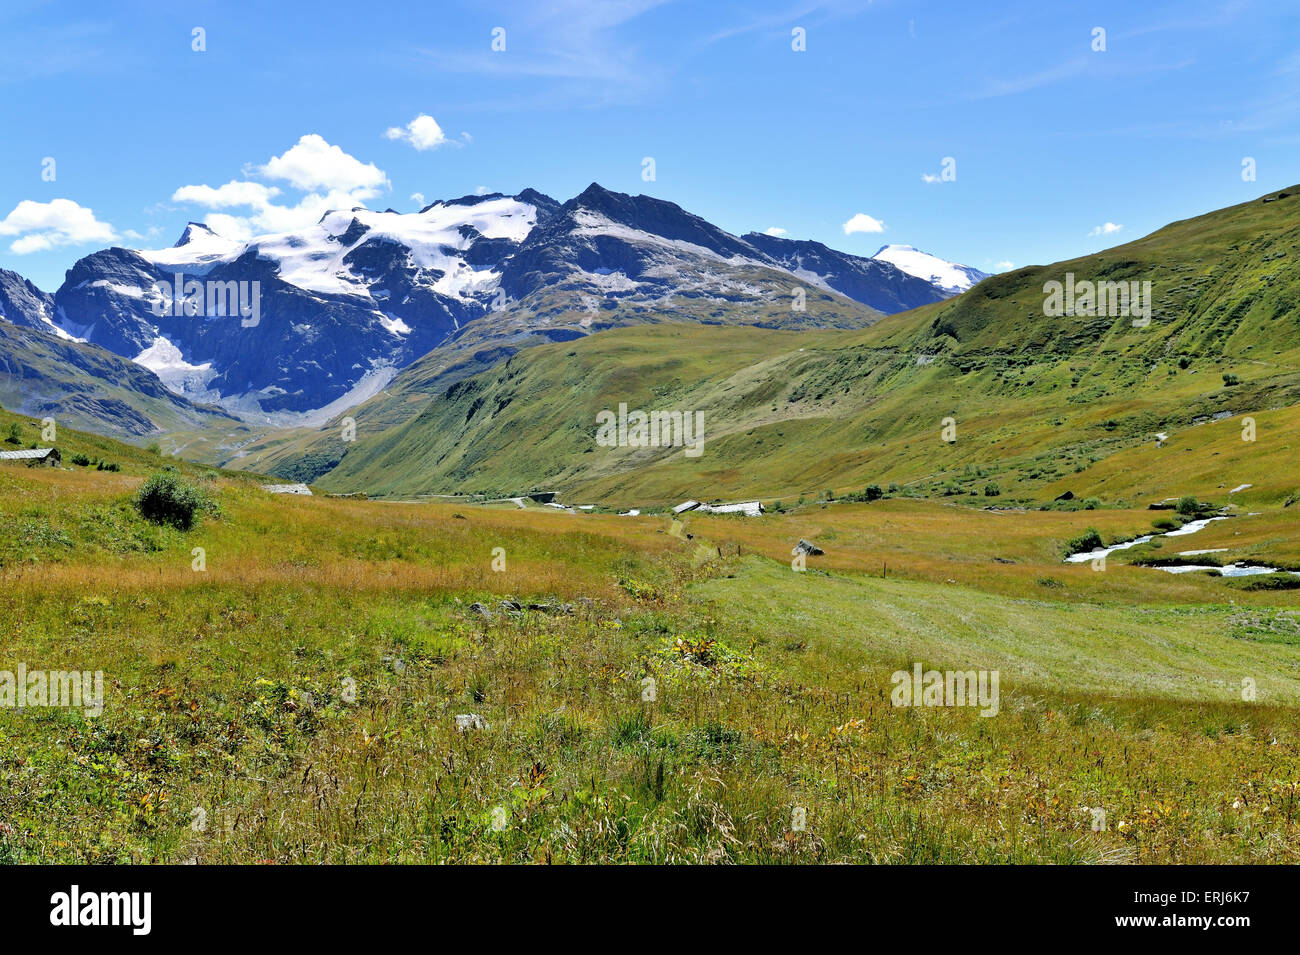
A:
174,222,218,247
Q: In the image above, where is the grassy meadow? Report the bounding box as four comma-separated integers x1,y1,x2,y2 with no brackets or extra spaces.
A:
2,407,1299,864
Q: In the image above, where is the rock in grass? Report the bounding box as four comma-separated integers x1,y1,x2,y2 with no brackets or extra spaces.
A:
455,714,490,733
469,602,492,620
793,539,824,556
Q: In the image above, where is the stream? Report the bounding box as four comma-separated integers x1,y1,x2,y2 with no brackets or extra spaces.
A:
1063,515,1297,577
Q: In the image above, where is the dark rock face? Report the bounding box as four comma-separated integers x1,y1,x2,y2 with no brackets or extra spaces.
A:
744,232,950,314
499,183,767,301
0,268,55,330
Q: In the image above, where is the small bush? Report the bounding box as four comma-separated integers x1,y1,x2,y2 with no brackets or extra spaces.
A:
1176,495,1201,517
1065,528,1105,554
69,452,91,466
984,483,1001,497
1222,372,1240,386
865,484,883,501
134,472,210,530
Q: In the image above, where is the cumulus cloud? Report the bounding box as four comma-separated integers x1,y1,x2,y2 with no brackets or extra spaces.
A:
994,260,1014,270
168,135,392,238
0,198,116,254
762,226,786,236
172,181,282,208
255,134,389,198
842,213,886,235
384,114,451,151
410,192,426,206
1088,222,1123,237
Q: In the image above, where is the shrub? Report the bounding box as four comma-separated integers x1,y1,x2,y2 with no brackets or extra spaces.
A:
1176,495,1201,517
865,484,883,501
134,472,210,530
1065,528,1105,554
4,423,20,445
984,483,1001,497
70,452,91,466
1222,372,1240,386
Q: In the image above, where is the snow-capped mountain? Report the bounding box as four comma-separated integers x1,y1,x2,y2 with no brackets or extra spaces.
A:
871,244,989,295
48,192,552,424
35,185,984,425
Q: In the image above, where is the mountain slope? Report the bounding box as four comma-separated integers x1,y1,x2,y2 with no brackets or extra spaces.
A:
0,318,240,438
315,185,1300,504
744,232,949,313
0,268,60,332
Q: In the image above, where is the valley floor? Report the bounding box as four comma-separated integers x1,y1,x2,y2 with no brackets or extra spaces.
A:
2,465,1298,863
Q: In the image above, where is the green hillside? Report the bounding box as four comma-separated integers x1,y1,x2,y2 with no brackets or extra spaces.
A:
315,187,1300,504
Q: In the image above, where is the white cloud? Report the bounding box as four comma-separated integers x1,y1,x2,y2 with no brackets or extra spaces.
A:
255,134,389,198
763,226,787,236
994,260,1014,271
842,213,886,235
384,114,451,151
0,198,116,254
202,213,255,242
475,185,489,196
921,173,941,184
169,135,392,238
410,192,426,206
172,181,281,208
1088,222,1124,237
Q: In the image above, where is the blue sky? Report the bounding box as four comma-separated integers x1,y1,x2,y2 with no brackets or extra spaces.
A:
1,0,1297,291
